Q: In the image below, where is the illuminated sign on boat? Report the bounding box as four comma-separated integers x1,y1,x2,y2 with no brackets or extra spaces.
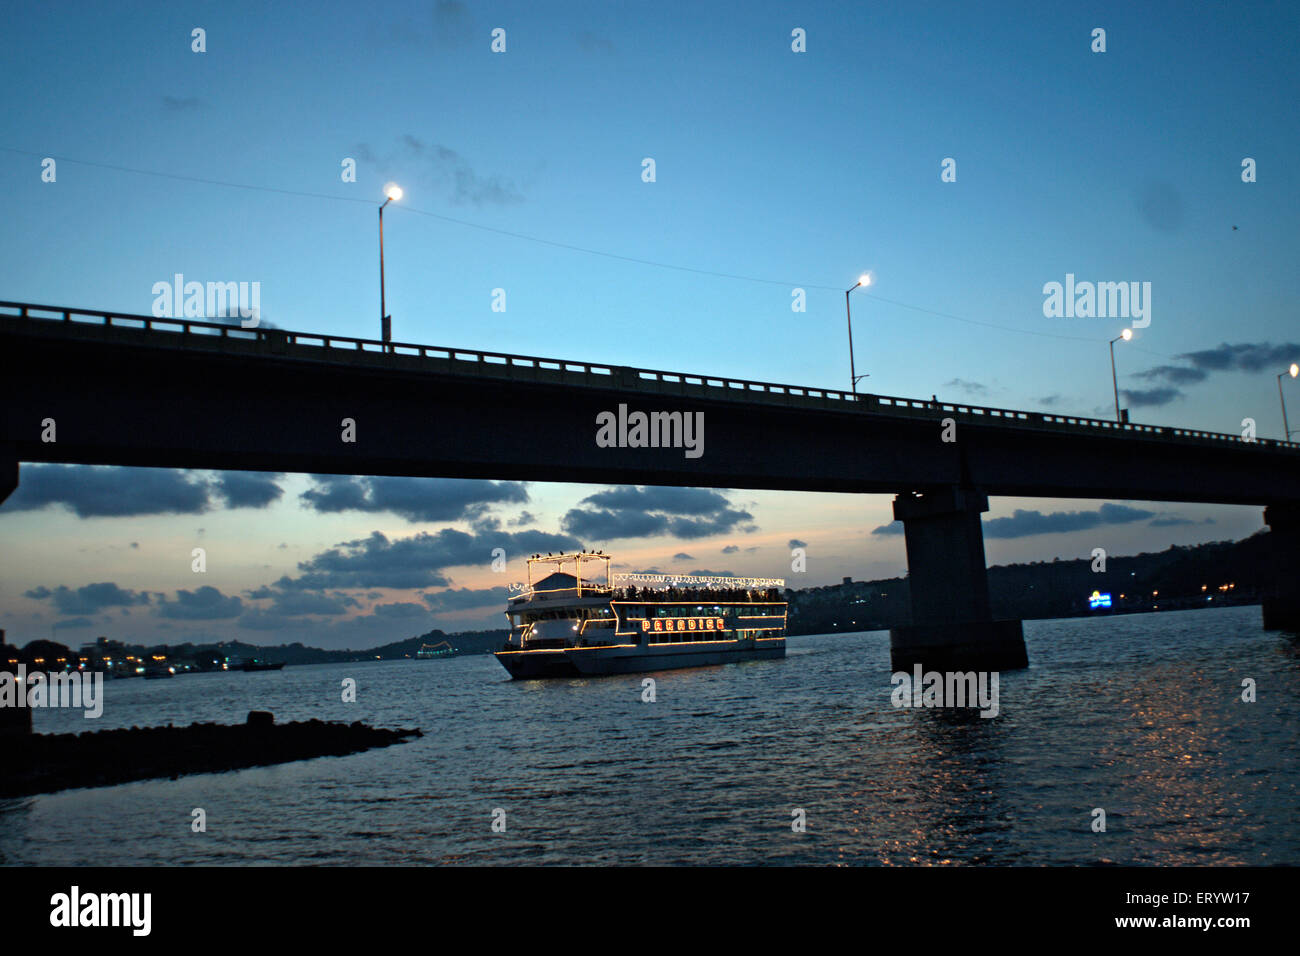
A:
639,617,726,633
1088,590,1112,609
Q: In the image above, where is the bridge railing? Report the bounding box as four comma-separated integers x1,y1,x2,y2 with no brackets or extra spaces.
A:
3,300,1297,453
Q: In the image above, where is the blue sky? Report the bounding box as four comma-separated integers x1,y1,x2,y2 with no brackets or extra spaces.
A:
1,1,1296,648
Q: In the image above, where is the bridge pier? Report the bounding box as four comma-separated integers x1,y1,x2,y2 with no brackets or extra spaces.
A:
889,487,1027,672
0,464,29,736
0,450,15,507
1,630,32,737
1262,504,1300,631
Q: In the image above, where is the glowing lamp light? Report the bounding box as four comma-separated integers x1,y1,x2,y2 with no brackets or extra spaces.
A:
858,274,871,287
1121,328,1133,341
384,184,403,202
1290,363,1299,378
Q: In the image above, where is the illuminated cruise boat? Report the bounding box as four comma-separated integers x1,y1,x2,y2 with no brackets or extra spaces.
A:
496,552,787,678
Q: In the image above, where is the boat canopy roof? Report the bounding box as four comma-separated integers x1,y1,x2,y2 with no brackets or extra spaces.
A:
532,571,605,592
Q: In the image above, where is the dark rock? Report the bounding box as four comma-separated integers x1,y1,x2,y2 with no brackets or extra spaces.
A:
3,718,422,798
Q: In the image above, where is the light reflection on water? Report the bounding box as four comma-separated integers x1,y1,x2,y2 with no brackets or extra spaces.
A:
1,604,1297,865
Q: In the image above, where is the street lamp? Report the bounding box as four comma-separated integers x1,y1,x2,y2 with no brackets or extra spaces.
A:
845,274,871,394
1109,328,1133,423
379,183,403,344
1279,362,1299,440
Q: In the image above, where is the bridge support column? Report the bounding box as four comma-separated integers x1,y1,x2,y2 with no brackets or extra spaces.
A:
0,450,15,507
0,630,32,737
889,487,1027,671
0,460,28,735
1262,504,1300,631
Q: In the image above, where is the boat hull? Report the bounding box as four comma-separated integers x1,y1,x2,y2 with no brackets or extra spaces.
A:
495,638,785,679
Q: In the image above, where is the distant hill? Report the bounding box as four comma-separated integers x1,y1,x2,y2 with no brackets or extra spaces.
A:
2,627,510,670
785,531,1275,635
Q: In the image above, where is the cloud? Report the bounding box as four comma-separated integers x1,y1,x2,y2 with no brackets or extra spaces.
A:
372,602,431,619
240,601,439,645
1131,365,1208,386
788,538,807,549
278,527,580,591
1128,342,1300,400
157,586,244,620
689,569,735,577
208,312,280,330
162,96,207,111
1176,342,1300,375
872,503,1157,539
300,476,527,523
579,487,734,516
561,486,754,541
265,591,356,616
52,618,94,630
432,0,473,46
673,552,694,560
422,586,509,611
721,545,740,554
942,378,988,396
213,472,285,508
1135,180,1183,233
1121,386,1183,408
354,136,524,206
983,503,1155,539
1036,395,1062,407
577,31,615,53
238,609,303,631
3,466,284,518
562,509,669,540
5,466,211,517
1148,516,1194,527
25,582,150,615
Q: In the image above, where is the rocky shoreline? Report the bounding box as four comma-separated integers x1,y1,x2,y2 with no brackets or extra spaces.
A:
2,713,422,798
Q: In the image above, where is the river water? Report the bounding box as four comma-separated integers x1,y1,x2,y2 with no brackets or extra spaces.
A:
2,605,1297,865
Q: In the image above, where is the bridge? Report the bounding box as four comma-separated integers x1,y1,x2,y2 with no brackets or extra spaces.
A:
3,300,1299,673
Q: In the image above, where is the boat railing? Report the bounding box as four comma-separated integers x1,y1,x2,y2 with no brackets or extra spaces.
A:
611,586,785,603
512,584,614,602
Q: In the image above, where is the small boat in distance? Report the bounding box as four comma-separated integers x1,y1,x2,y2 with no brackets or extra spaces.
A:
496,552,787,679
240,659,285,672
416,641,454,659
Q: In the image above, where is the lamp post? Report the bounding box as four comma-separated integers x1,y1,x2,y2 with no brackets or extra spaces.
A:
378,184,402,344
1109,328,1133,422
1279,362,1299,440
845,274,871,394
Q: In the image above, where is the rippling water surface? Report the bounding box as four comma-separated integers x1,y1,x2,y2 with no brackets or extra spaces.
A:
3,605,1298,865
